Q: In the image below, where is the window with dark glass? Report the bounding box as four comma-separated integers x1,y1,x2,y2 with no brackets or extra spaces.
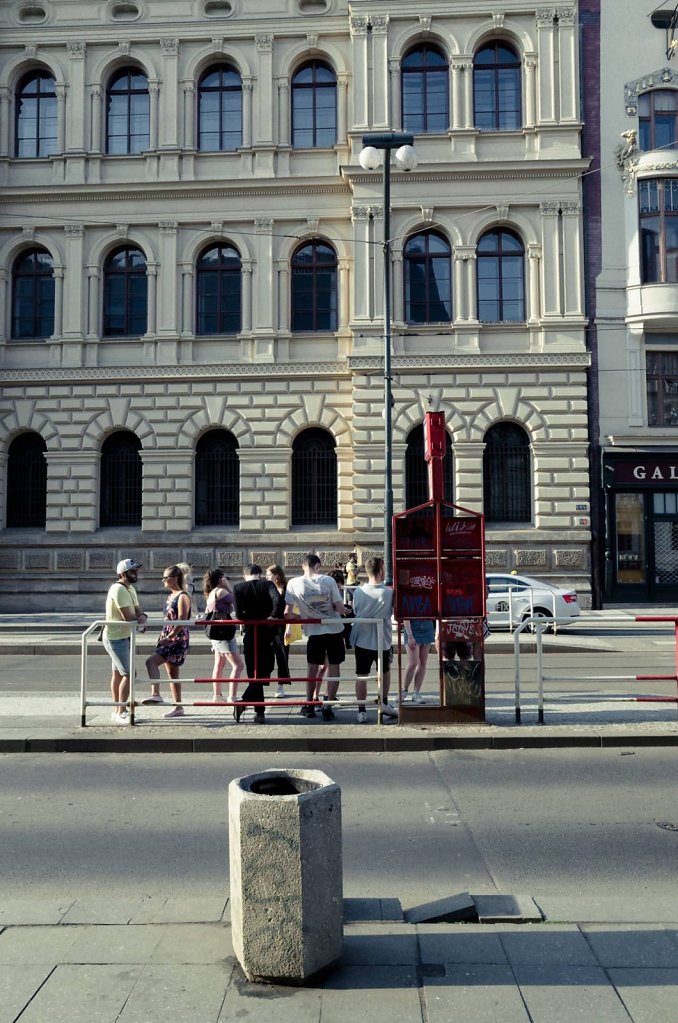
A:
103,246,147,337
404,230,452,323
639,90,678,152
195,429,239,526
291,240,337,331
15,70,58,157
473,42,521,131
647,351,678,426
6,433,47,528
196,244,241,334
291,61,336,148
483,422,531,523
401,44,449,134
11,248,55,340
477,229,525,321
100,431,142,528
106,67,149,154
291,428,337,526
405,424,454,509
639,178,678,284
197,64,242,151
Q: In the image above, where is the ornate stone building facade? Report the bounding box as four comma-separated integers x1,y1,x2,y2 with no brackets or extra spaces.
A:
0,0,591,610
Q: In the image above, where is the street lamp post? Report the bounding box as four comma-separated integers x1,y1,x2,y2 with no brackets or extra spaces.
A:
358,131,417,585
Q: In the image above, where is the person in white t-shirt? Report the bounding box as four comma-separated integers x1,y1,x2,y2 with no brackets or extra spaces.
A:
350,556,398,723
284,553,346,720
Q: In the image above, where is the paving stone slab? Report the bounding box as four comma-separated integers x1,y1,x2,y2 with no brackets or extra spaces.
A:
498,924,599,967
514,965,632,1022
473,893,543,924
341,924,418,965
608,967,678,1023
60,897,151,925
118,963,233,1023
148,922,233,964
582,924,678,968
129,896,228,924
343,898,403,923
321,965,421,1023
424,965,531,1022
61,924,165,964
0,924,83,964
0,899,74,926
405,891,477,924
15,964,143,1023
537,895,678,924
218,968,322,1023
0,965,55,1023
417,925,507,965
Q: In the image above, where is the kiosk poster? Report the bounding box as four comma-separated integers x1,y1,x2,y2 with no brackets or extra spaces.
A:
395,561,439,618
394,514,436,554
441,510,483,553
441,561,484,617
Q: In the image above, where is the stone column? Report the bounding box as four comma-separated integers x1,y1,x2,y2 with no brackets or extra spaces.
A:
66,40,87,151
241,260,253,333
540,202,561,316
351,205,373,321
561,201,583,316
62,224,85,339
453,441,483,509
527,243,542,323
350,15,369,128
453,252,467,321
44,451,99,533
255,34,274,144
391,251,403,324
339,259,351,329
149,81,160,150
183,81,195,149
275,259,289,333
56,84,67,154
242,78,253,148
627,327,644,427
157,222,178,335
86,267,100,338
159,39,179,147
524,54,537,128
388,59,400,128
465,252,478,322
180,263,193,335
536,9,556,124
277,78,290,146
0,269,8,340
145,263,158,337
140,448,193,532
253,219,274,333
0,87,10,157
557,8,578,123
337,74,349,144
371,14,390,129
51,267,65,339
461,61,474,129
89,84,102,152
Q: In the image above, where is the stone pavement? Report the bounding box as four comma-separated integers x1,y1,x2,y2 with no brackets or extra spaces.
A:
1,896,678,1022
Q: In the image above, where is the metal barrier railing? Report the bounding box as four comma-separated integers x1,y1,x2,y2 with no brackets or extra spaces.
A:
513,614,678,724
80,616,385,727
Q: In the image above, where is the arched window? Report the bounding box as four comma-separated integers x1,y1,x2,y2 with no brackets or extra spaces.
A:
291,428,337,526
483,422,531,523
6,433,47,528
291,60,336,148
103,246,147,337
106,67,150,154
404,230,452,324
195,429,239,526
639,90,678,152
405,424,454,509
196,243,242,334
197,64,242,151
477,229,525,322
15,70,58,157
401,44,449,134
100,431,142,528
473,42,521,131
291,240,338,332
11,248,55,340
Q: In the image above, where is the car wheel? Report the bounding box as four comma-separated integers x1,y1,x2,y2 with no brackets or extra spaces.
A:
522,608,553,633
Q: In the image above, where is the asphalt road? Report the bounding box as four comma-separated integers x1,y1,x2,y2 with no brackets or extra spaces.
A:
1,749,677,910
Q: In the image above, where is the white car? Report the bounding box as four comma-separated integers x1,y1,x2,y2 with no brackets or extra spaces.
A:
486,573,581,631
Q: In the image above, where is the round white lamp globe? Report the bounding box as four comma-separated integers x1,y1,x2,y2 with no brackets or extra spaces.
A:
358,146,382,171
394,144,418,172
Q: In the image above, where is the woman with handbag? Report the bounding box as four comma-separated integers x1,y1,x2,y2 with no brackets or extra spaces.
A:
203,569,244,705
146,565,192,718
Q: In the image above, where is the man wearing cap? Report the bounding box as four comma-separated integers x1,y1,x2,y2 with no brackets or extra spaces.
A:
104,559,148,724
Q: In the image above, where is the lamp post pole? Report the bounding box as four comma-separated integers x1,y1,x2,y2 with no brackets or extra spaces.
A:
359,132,416,586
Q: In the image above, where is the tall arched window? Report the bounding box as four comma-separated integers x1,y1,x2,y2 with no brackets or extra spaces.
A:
291,428,337,526
291,61,336,148
405,424,454,509
15,70,58,158
100,431,142,528
103,246,147,337
404,230,452,323
195,429,239,526
11,248,55,340
473,42,521,131
401,44,449,134
639,90,678,152
106,67,150,154
6,433,47,528
291,240,338,332
196,243,242,334
477,229,525,322
483,422,531,523
197,64,242,151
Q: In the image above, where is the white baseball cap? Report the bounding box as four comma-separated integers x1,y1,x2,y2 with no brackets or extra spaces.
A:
116,558,142,575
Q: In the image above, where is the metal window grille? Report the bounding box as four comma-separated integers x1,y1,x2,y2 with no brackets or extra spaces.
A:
483,423,531,523
405,424,454,509
100,432,142,527
195,430,239,526
291,428,337,526
6,433,47,528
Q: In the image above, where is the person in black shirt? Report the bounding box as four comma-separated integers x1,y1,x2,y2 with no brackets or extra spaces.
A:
233,564,279,724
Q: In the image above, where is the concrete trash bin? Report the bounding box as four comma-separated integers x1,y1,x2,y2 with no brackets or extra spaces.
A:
229,767,343,985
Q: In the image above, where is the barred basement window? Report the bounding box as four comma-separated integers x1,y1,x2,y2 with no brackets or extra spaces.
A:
405,424,454,509
6,432,47,528
100,431,142,527
291,428,337,526
483,422,531,524
195,429,239,526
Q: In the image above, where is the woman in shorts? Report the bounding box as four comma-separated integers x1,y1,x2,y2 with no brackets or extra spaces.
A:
203,569,244,705
400,618,435,704
146,564,192,718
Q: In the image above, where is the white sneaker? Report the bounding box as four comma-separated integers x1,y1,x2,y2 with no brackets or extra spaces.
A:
274,686,286,699
165,706,184,718
141,694,163,705
356,710,368,724
111,711,129,724
381,701,398,718
412,692,426,704
401,690,411,702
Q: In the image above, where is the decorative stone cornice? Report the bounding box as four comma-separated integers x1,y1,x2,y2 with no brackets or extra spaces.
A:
351,353,591,371
625,67,677,105
1,362,355,385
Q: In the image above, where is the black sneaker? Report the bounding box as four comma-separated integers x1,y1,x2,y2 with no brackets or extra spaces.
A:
300,705,316,718
322,704,335,721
